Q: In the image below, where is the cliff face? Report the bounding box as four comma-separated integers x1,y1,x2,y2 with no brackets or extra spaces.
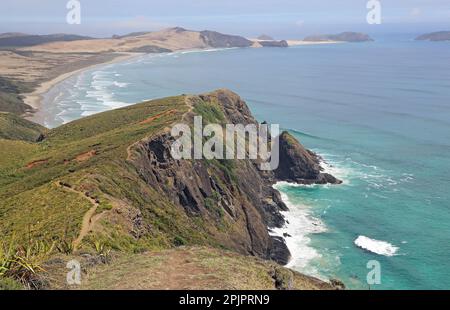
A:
275,131,342,185
128,89,340,264
258,40,289,47
200,30,253,48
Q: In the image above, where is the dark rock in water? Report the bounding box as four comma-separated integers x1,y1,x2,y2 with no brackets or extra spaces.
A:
283,233,292,238
269,236,291,265
258,40,289,47
330,278,346,290
274,131,342,185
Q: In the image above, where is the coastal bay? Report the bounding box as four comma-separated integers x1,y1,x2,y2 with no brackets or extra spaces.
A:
36,37,450,289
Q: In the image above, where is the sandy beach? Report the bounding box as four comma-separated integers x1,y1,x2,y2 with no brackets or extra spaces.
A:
19,37,342,125
23,52,143,124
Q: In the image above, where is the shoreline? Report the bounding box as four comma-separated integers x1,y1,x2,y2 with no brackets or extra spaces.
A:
23,52,144,125
271,182,328,280
21,41,342,126
271,155,347,281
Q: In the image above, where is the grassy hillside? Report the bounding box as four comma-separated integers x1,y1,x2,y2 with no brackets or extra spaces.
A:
0,112,47,141
0,33,93,49
0,91,338,290
0,76,33,114
0,95,189,248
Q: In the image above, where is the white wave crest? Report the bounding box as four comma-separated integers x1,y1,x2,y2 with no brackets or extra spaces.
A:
271,183,329,278
354,235,399,256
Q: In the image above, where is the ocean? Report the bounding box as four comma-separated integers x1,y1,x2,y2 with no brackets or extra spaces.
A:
40,35,450,289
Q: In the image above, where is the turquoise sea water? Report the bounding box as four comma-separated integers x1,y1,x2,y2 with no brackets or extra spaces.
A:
41,36,450,289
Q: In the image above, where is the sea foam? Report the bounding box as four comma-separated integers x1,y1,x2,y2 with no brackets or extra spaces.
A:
271,183,328,278
354,235,399,256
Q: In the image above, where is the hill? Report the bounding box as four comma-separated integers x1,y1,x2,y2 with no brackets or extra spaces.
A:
0,89,341,289
0,33,93,49
18,27,252,53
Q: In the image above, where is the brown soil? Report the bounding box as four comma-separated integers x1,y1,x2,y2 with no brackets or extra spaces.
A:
26,159,49,168
75,150,97,162
139,109,177,125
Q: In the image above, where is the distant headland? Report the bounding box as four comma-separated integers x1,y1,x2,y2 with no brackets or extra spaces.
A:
416,31,450,42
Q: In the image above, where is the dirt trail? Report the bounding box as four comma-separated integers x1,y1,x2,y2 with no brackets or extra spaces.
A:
57,182,100,249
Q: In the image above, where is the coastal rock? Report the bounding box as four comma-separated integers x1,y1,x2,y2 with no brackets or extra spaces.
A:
258,40,289,48
269,236,291,265
330,278,346,290
274,131,342,185
200,30,253,48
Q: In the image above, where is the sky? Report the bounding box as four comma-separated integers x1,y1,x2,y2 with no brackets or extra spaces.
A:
1,0,450,38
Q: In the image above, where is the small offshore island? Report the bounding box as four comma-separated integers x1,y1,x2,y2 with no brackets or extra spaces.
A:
416,31,450,41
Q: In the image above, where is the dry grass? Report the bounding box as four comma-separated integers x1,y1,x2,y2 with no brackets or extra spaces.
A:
43,246,334,290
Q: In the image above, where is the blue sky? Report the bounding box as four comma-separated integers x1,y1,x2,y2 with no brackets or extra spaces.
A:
1,0,450,37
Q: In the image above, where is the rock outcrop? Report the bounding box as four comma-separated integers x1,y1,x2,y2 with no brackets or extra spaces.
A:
274,131,342,185
258,40,289,47
200,30,253,48
129,89,341,265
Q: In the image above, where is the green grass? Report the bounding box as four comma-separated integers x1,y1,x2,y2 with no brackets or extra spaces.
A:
0,94,228,255
0,96,188,248
193,97,226,124
0,77,34,114
0,90,337,291
0,112,47,142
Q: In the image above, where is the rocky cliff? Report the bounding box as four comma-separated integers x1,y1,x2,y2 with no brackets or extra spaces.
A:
128,89,341,265
0,89,341,289
258,40,289,47
200,30,253,48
